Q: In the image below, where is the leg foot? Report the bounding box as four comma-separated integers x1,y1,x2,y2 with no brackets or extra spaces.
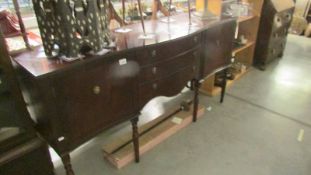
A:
131,117,140,163
61,154,75,175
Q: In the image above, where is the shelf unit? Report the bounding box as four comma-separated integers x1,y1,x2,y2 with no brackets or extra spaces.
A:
200,0,264,96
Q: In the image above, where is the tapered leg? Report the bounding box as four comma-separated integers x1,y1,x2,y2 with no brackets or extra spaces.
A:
61,154,75,175
220,69,227,103
131,117,140,163
192,79,200,122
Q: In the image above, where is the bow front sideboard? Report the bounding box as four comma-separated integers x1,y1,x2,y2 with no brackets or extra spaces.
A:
13,14,236,175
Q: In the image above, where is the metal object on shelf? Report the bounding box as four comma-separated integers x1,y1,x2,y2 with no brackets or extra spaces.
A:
193,0,218,20
32,0,110,58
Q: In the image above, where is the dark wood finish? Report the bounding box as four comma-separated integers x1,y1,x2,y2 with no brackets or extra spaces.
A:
254,0,295,69
131,117,139,163
12,13,236,175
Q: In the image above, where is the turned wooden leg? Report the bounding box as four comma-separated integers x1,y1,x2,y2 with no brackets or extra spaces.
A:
192,79,200,122
131,117,140,163
61,154,75,175
220,69,227,103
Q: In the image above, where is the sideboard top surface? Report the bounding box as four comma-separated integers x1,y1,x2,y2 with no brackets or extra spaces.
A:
13,13,235,78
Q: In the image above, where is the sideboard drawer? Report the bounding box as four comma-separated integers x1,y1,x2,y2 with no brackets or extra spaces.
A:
136,33,201,65
139,47,200,83
139,65,195,108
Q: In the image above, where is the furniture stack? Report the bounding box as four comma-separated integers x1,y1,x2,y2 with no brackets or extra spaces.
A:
254,0,295,69
0,31,54,175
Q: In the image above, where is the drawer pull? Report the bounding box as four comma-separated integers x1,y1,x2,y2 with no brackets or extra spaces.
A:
193,66,196,72
152,67,157,74
0,79,2,85
151,50,157,57
152,83,158,90
93,86,101,94
193,36,198,43
216,40,220,47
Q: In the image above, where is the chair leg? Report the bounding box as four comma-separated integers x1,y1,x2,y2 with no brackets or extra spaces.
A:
131,117,140,163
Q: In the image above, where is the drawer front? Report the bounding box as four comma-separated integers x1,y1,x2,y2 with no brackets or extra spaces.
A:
139,47,200,83
136,33,201,65
53,53,139,145
201,20,236,78
139,66,195,108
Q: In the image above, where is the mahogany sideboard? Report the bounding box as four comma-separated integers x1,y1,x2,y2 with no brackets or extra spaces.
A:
13,13,236,175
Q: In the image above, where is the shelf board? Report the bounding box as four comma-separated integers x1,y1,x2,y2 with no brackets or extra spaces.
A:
200,69,249,97
237,15,255,23
232,41,255,55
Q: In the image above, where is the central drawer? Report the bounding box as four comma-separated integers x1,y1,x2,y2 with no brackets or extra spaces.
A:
138,65,196,108
136,33,201,65
139,47,200,83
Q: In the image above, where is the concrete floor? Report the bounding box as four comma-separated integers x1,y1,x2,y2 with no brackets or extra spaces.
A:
52,34,311,175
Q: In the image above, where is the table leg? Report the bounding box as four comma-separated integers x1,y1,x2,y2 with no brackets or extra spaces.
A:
61,154,75,175
192,79,200,122
131,117,140,163
220,69,227,103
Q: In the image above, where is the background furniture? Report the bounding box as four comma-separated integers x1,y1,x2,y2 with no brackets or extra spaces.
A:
200,0,264,96
254,0,295,70
13,13,236,175
0,31,54,175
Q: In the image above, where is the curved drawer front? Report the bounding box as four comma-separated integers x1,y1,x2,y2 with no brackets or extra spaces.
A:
139,65,195,108
136,33,201,65
139,47,200,83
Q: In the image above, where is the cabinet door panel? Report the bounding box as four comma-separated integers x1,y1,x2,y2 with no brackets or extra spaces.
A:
53,60,139,144
201,21,236,78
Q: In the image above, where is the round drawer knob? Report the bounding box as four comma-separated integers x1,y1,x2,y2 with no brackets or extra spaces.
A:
152,67,157,74
93,86,101,95
151,50,157,57
216,40,220,46
193,36,198,43
152,83,158,90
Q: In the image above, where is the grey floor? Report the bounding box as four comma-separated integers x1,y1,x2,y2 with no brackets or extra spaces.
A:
52,34,311,175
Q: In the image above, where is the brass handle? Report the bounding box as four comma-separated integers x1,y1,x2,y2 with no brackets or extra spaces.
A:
152,67,157,74
93,86,101,95
216,40,220,47
151,50,157,57
152,83,158,90
193,36,198,43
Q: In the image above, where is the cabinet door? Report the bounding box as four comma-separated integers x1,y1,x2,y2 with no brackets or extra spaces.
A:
52,55,139,146
201,21,236,78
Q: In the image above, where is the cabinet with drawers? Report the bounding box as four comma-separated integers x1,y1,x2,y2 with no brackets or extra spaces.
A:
254,0,295,69
13,14,236,175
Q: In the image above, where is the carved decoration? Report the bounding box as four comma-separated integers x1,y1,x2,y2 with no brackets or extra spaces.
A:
32,0,110,58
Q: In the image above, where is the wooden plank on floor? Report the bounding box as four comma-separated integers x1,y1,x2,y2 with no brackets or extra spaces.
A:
102,104,205,169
